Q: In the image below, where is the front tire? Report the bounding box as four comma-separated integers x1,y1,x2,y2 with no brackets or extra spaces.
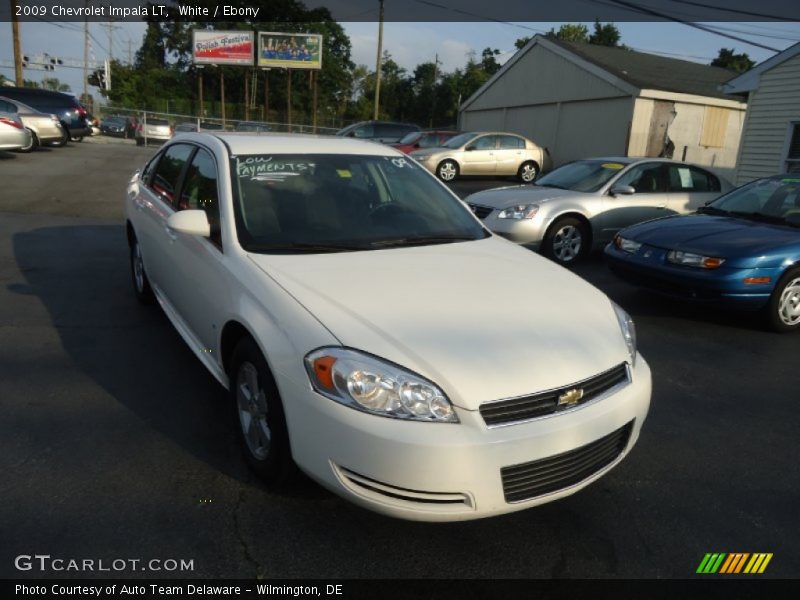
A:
130,237,154,304
437,159,459,182
229,338,294,484
543,216,589,265
766,267,800,332
518,161,539,183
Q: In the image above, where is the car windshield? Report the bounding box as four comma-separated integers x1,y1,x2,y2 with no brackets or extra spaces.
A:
535,160,629,193
398,131,423,145
232,153,488,253
443,132,477,149
707,176,800,222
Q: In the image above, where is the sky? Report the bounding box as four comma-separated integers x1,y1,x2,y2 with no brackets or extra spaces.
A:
1,19,799,99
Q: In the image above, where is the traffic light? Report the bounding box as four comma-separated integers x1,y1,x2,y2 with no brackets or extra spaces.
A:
88,68,106,90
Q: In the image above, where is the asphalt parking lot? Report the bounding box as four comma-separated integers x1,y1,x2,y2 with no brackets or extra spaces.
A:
1,139,798,579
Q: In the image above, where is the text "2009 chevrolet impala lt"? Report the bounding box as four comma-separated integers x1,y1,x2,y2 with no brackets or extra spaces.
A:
125,132,651,521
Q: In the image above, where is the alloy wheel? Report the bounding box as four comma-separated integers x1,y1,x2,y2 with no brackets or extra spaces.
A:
777,277,800,326
552,225,582,262
236,362,272,461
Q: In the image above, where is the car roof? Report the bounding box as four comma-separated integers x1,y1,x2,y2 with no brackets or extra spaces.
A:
182,132,404,156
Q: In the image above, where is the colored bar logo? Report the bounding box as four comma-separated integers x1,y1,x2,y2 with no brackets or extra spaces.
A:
696,553,773,574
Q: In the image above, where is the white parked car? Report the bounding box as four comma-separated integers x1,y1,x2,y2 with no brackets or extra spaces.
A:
465,158,732,266
125,133,651,521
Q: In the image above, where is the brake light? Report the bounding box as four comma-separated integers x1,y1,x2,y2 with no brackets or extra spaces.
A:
0,117,23,129
77,107,87,117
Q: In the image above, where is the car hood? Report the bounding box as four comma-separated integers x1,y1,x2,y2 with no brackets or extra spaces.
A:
466,185,583,209
623,214,800,257
248,237,629,411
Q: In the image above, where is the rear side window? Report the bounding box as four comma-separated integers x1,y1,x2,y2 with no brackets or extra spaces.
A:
180,149,221,246
497,135,525,149
0,99,16,113
148,144,194,208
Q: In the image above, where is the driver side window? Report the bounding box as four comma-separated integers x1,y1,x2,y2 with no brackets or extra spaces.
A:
615,163,668,193
470,136,497,151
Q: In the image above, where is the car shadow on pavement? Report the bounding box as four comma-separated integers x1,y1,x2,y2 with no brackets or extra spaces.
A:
10,224,264,485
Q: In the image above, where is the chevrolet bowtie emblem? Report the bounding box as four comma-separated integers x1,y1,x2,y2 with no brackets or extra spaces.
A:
558,388,585,407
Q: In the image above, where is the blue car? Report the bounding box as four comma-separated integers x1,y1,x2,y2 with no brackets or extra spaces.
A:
604,175,800,332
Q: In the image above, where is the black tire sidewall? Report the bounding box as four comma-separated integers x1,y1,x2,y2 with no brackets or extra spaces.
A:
766,266,800,333
229,338,293,484
544,217,588,265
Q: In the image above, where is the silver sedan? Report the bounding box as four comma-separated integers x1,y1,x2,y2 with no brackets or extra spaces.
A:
0,113,32,151
464,157,732,266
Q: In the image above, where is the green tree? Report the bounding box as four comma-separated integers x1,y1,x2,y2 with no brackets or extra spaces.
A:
588,20,622,47
480,48,502,76
515,36,532,50
711,48,755,73
545,24,590,43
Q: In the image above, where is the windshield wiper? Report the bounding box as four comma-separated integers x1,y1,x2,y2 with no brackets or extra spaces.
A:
246,242,368,253
696,205,729,216
728,211,785,224
370,235,478,248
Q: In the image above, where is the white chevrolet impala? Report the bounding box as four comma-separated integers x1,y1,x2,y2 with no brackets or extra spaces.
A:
125,133,651,521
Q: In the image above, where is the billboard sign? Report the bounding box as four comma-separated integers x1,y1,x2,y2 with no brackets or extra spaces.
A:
257,32,323,70
193,30,254,66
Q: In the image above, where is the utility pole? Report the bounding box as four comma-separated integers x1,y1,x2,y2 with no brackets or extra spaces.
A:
373,0,384,120
99,22,121,62
83,3,89,104
430,53,440,128
263,68,270,121
286,69,292,131
197,66,204,117
11,0,24,85
220,68,226,127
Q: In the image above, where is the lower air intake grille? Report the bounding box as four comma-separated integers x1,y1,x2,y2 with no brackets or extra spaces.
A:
501,421,633,503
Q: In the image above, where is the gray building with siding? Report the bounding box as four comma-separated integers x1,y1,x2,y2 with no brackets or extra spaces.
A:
721,42,800,184
459,36,746,181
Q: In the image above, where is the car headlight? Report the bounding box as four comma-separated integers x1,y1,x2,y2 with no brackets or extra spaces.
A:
611,302,637,366
613,235,642,254
497,204,539,220
304,348,458,423
666,250,724,269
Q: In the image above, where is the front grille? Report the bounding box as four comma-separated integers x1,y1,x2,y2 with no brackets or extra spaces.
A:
480,363,629,426
501,421,633,502
467,203,493,219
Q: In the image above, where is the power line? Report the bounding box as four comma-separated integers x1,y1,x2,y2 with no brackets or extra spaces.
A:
600,0,781,52
666,0,795,21
411,0,547,34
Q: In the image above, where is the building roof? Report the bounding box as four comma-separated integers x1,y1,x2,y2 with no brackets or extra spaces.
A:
460,35,744,112
721,41,800,95
550,39,738,100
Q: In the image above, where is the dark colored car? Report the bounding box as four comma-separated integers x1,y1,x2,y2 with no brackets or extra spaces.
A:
605,174,800,332
174,121,224,132
392,129,459,154
0,87,91,141
100,115,136,138
336,120,420,144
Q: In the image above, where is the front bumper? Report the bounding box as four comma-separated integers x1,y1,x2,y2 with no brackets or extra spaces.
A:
282,357,651,521
479,211,548,247
605,243,776,309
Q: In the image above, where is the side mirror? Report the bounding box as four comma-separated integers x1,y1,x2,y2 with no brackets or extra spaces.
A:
167,210,210,237
786,213,800,228
610,185,635,196
413,143,420,149
465,145,476,152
